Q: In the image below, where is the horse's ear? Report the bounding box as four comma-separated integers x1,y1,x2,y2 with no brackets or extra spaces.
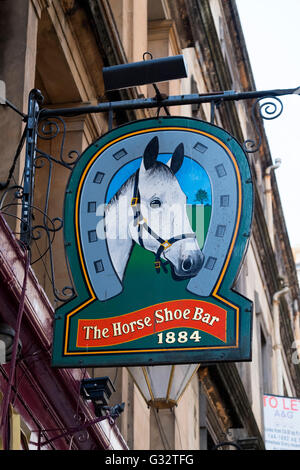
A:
143,136,159,171
168,143,184,174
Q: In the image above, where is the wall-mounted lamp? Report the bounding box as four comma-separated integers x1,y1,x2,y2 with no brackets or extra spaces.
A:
0,323,22,364
80,376,125,419
264,157,282,249
102,55,188,91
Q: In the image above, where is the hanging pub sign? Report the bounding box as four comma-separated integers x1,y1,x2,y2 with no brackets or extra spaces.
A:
52,116,253,367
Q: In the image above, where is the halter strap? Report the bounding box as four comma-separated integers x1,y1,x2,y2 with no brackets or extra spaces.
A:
131,170,196,273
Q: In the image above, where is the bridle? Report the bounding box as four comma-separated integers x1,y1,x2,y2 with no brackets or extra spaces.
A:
131,170,196,273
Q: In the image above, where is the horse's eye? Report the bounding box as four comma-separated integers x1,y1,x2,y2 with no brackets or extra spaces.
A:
150,199,161,209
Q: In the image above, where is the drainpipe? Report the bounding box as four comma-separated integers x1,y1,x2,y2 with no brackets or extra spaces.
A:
264,159,281,250
273,286,289,396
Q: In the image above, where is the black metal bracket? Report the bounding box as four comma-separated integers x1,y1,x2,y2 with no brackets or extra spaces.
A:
38,85,300,119
152,83,170,117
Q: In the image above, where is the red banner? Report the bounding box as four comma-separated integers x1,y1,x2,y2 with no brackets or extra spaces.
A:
76,299,227,348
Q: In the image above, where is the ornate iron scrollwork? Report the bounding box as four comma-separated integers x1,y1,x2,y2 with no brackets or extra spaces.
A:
0,96,78,303
37,116,81,169
32,116,78,302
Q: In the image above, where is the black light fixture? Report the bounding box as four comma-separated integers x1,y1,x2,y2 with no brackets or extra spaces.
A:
80,376,125,419
0,323,22,364
102,55,188,91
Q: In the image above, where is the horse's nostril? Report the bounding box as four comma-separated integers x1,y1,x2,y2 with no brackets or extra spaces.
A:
182,258,193,272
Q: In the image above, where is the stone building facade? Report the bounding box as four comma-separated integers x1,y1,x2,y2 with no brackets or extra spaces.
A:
0,0,299,450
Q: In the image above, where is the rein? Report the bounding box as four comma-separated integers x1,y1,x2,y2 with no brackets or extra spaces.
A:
131,170,195,273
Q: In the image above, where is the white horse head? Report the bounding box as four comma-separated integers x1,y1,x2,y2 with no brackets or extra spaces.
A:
105,136,204,282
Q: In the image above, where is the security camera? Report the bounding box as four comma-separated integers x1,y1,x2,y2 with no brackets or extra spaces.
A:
110,402,126,419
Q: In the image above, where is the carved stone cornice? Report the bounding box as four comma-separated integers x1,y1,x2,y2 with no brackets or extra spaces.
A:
148,19,181,56
82,0,148,123
252,182,280,298
168,0,244,143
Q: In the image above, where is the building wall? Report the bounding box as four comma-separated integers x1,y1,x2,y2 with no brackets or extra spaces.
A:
1,0,300,450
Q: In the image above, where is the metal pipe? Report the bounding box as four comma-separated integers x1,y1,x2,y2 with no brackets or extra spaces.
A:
273,286,290,396
39,86,300,119
264,158,282,249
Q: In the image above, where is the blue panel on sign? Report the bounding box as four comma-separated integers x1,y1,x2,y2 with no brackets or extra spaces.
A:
205,256,217,270
88,201,96,213
216,225,226,238
88,230,97,243
94,259,104,273
113,148,128,160
220,195,230,207
93,172,104,184
215,164,227,177
194,142,208,153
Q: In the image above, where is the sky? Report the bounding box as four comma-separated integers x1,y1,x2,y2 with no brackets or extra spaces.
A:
236,0,300,248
